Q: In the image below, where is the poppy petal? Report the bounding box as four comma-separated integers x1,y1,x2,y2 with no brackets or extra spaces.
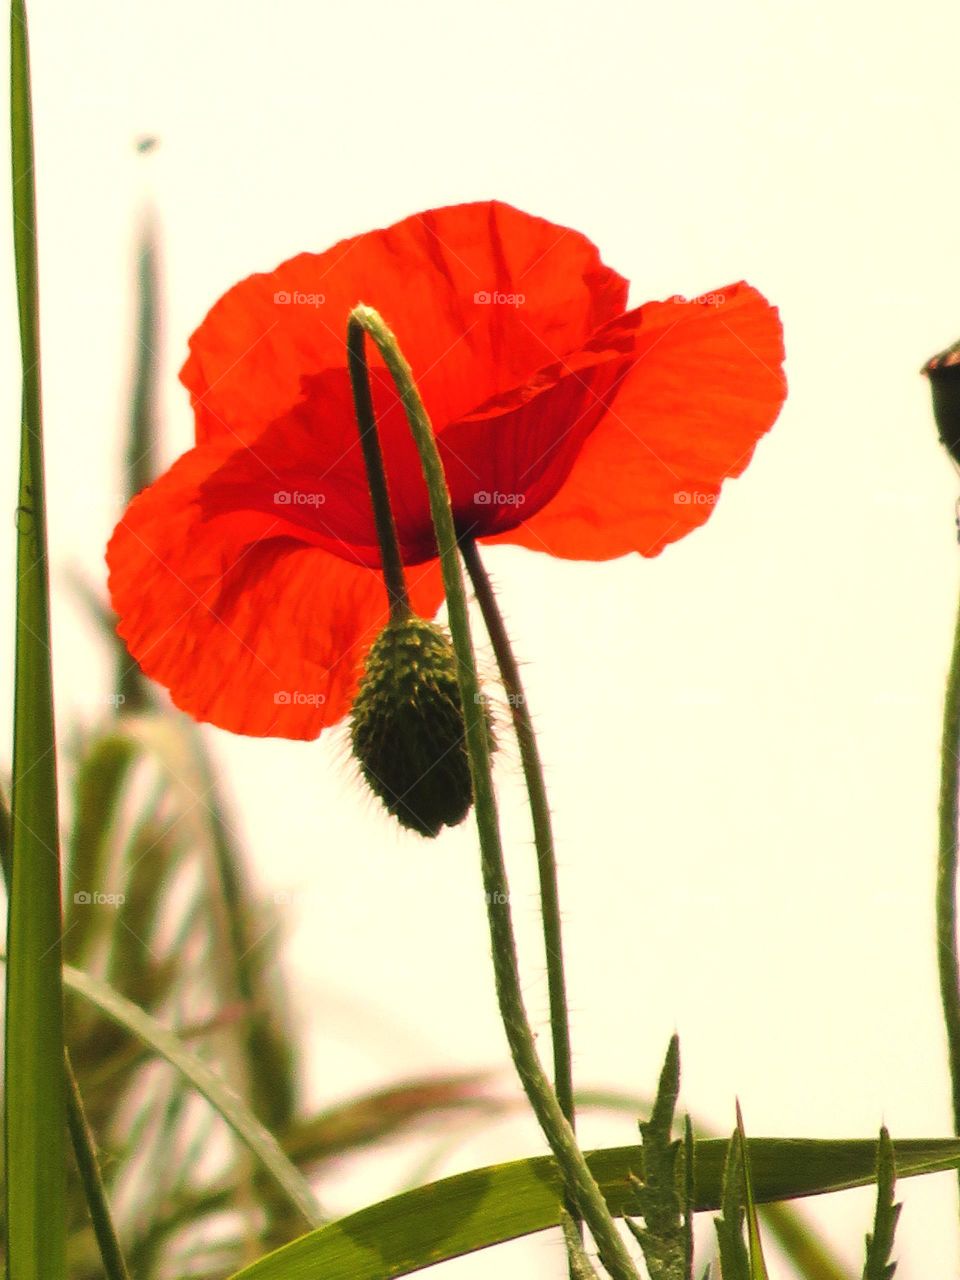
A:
484,284,786,560
180,201,628,447
106,447,445,738
191,326,639,567
438,324,639,544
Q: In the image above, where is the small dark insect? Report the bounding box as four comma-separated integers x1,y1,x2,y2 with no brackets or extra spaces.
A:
921,342,960,541
923,339,960,468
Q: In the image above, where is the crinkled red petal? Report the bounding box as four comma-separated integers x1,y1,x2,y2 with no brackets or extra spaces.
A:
106,444,445,739
180,200,627,446
482,284,787,560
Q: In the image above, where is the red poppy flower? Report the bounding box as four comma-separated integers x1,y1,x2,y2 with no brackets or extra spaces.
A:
107,201,786,740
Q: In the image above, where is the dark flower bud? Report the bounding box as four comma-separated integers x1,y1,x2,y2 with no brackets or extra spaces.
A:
350,615,493,837
923,339,960,466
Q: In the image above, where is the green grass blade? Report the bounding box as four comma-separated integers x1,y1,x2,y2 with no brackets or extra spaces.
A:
5,2,67,1276
221,1137,960,1280
63,1049,131,1280
55,960,324,1229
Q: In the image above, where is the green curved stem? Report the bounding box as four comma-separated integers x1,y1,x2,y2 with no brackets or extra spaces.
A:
938,578,960,1190
460,538,580,1254
348,303,641,1280
346,317,409,618
460,539,574,1120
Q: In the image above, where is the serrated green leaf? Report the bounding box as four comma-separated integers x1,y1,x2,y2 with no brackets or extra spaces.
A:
714,1131,749,1280
862,1127,900,1280
626,1036,686,1280
577,1088,851,1280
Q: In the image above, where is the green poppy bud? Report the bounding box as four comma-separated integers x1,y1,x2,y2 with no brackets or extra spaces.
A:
923,338,960,466
350,615,493,837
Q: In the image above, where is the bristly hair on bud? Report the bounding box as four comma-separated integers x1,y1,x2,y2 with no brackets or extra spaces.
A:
350,614,494,838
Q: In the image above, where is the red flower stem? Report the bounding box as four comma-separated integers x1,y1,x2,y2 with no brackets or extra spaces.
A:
348,303,642,1280
460,539,581,1236
938,574,960,1197
345,317,410,618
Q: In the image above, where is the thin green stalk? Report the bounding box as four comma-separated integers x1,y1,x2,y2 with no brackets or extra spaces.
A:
64,1050,132,1280
938,578,960,1191
460,537,580,1245
347,304,641,1280
461,540,573,1116
346,318,410,617
6,3,67,1276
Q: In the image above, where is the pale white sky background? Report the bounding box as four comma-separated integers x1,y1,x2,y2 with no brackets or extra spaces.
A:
3,1,960,1276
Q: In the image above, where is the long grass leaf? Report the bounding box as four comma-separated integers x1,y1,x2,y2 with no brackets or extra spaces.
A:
221,1136,960,1280
736,1103,770,1280
5,2,67,1275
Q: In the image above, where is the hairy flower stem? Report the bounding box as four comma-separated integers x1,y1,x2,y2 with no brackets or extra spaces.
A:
348,304,641,1280
460,537,580,1245
346,318,410,618
939,576,960,1201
